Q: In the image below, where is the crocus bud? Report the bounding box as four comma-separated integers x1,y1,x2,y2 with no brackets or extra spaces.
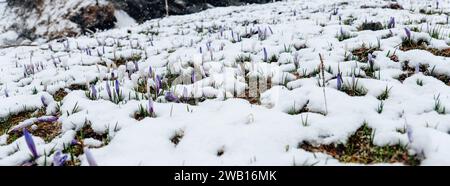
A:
23,128,38,158
404,28,411,40
53,151,68,166
165,92,180,103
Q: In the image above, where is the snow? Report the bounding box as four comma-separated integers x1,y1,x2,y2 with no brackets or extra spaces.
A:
1,0,450,166
114,10,137,28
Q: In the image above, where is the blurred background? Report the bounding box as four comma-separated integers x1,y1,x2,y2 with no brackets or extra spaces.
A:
0,0,282,46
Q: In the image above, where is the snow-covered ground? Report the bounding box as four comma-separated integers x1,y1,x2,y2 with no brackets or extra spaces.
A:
1,0,450,166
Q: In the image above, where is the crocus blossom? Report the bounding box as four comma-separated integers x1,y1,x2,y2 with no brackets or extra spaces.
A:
37,116,58,123
388,17,395,29
165,92,180,103
148,98,154,115
336,73,343,90
404,28,411,40
115,79,120,95
105,81,112,99
148,66,153,78
263,47,268,62
191,71,196,83
40,95,47,107
53,151,68,166
155,75,162,94
23,128,38,158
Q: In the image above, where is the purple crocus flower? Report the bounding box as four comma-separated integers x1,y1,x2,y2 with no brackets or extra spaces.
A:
115,79,120,96
84,148,98,166
53,151,68,166
105,81,112,99
199,47,203,54
165,92,180,103
23,128,38,158
91,85,97,99
71,139,80,146
388,17,395,29
155,75,162,94
404,28,411,40
406,125,413,143
37,116,58,123
191,71,196,84
263,47,268,62
415,64,420,73
148,66,153,78
148,98,154,114
336,73,343,90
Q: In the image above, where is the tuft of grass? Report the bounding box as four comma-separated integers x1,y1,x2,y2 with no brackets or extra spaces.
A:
301,114,309,127
358,21,383,31
300,123,420,165
428,25,443,39
376,101,384,114
341,78,368,96
32,87,38,95
283,44,293,53
287,101,309,115
235,54,252,63
434,94,446,114
134,104,156,121
268,54,278,63
170,129,184,146
416,79,423,86
377,86,392,100
337,32,352,41
343,16,356,25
